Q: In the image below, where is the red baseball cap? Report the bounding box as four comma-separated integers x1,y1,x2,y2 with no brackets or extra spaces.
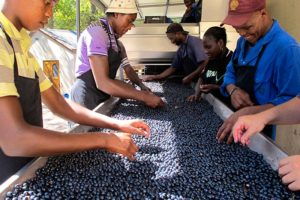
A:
221,0,266,27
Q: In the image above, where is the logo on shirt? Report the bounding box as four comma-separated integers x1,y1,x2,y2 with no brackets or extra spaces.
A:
206,70,217,78
230,0,239,11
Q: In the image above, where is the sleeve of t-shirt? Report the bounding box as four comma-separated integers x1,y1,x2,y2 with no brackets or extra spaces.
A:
191,38,208,64
85,25,109,56
118,41,130,68
171,50,182,70
0,35,18,97
31,56,52,92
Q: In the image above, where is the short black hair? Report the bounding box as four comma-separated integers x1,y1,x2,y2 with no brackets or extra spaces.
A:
166,23,189,35
204,26,227,45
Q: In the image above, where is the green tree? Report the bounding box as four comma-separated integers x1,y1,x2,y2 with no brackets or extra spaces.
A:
48,0,104,31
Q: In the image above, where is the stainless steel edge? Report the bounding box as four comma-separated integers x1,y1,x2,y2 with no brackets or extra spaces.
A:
0,158,47,199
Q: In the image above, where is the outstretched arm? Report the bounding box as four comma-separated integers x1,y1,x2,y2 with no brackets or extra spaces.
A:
186,77,203,102
123,66,151,91
232,96,300,145
42,86,150,136
231,96,300,191
0,96,143,159
182,60,208,84
142,67,177,82
216,103,274,144
89,55,164,108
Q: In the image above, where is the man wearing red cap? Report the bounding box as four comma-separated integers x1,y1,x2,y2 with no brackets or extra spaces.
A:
216,0,300,143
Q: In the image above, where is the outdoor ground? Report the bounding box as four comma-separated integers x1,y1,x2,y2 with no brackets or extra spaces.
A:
42,104,69,132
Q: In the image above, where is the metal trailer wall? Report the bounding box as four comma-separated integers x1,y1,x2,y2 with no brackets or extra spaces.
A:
267,0,300,42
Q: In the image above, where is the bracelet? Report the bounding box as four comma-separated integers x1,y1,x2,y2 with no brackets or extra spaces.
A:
229,87,238,96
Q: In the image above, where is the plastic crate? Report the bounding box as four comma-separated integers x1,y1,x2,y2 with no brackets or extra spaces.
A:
144,16,167,23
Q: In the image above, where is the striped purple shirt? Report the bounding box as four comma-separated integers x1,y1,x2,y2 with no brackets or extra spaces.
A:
75,18,129,77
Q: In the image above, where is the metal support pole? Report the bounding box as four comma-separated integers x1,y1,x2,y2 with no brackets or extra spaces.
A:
164,0,170,17
76,0,80,40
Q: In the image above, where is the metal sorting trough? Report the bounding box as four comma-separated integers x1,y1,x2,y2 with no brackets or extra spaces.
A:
0,94,288,198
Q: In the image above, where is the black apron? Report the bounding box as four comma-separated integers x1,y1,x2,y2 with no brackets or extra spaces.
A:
0,26,42,184
176,38,199,83
71,20,122,110
233,44,273,138
233,44,267,104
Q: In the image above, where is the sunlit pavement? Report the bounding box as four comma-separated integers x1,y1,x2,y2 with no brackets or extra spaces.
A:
42,104,69,132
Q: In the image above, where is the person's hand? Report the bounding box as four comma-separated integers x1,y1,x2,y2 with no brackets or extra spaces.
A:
142,75,157,82
199,84,219,93
182,76,193,85
105,132,138,160
232,115,266,145
186,94,201,102
116,119,150,138
143,91,165,108
230,88,254,109
216,108,250,144
232,114,266,145
279,155,300,191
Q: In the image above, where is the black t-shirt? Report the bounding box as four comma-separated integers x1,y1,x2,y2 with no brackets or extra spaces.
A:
201,48,233,85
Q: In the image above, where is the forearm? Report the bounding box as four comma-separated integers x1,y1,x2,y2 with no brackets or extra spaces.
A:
186,60,208,80
221,61,236,96
156,67,177,80
259,97,300,125
194,78,202,97
242,104,274,116
62,99,122,129
124,66,143,87
99,79,148,102
2,126,108,157
211,84,220,90
42,87,121,130
226,84,238,95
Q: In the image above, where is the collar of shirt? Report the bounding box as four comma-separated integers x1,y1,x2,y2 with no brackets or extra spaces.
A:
100,18,117,38
183,35,189,45
238,20,279,65
0,12,32,52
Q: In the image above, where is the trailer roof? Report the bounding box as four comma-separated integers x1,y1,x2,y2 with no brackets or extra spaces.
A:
90,0,187,19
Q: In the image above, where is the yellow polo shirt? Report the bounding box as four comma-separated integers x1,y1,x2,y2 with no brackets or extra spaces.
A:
0,12,52,97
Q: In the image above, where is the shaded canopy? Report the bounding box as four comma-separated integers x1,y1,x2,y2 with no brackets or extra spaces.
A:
90,0,189,19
